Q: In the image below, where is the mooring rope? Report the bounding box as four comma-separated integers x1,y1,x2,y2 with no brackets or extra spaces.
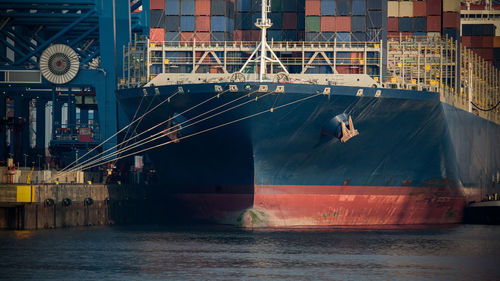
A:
76,91,324,171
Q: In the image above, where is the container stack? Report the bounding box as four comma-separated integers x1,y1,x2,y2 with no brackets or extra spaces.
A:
150,0,235,42
304,0,386,42
387,0,459,40
460,1,500,69
233,0,305,41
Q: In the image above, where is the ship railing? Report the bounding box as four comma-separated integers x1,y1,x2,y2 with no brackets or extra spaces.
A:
387,35,500,124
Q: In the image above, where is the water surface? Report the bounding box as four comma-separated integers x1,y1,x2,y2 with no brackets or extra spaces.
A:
1,224,499,280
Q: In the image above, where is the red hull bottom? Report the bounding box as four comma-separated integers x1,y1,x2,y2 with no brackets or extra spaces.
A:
171,185,466,227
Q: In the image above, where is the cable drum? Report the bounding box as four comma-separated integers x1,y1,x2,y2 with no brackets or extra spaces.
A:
39,44,79,84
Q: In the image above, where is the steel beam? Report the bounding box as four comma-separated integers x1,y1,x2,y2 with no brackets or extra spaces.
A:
14,8,96,65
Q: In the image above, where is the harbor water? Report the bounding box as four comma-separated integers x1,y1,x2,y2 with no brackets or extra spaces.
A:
1,224,500,280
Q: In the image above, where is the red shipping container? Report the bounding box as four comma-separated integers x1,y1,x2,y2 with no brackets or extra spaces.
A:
234,30,251,41
321,16,335,32
494,4,500,10
388,17,398,32
180,32,195,41
443,12,459,29
150,28,165,42
305,0,321,16
427,0,441,16
474,48,493,61
470,36,483,48
195,32,211,42
413,1,426,17
426,15,441,32
461,36,472,48
233,30,242,41
482,36,494,48
150,0,165,10
351,52,363,64
210,65,222,73
251,30,261,41
283,13,297,30
195,16,211,32
335,17,351,32
470,4,486,10
195,0,211,16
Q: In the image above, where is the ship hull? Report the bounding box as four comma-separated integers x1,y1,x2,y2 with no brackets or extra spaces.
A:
116,82,500,227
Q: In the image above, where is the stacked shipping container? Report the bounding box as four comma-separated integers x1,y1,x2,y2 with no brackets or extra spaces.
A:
387,0,460,40
149,0,235,42
304,0,386,42
460,1,500,69
233,0,305,42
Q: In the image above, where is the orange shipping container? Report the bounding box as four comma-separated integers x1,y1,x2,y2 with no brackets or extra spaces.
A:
195,16,211,32
335,17,351,32
461,36,472,48
195,32,211,42
388,17,398,32
427,15,441,32
150,0,165,10
305,0,321,16
443,12,460,29
180,32,195,41
321,16,335,32
195,0,211,16
494,36,500,48
413,1,426,17
482,36,494,48
149,28,165,42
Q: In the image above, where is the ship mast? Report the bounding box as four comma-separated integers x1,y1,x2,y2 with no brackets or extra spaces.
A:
239,0,288,82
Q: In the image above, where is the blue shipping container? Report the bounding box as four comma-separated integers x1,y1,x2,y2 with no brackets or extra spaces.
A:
283,30,298,41
165,16,179,31
367,10,382,28
211,16,226,32
164,32,180,41
367,0,384,11
211,32,226,41
298,13,305,30
235,13,252,30
226,17,234,32
283,0,297,12
181,0,195,15
268,30,284,41
413,17,426,32
321,0,336,16
337,32,351,42
180,16,195,31
150,10,165,28
322,32,335,41
443,28,459,40
305,32,320,41
336,0,352,16
269,13,282,30
352,0,367,15
351,32,367,42
211,0,226,15
165,0,180,15
351,16,366,32
398,17,412,32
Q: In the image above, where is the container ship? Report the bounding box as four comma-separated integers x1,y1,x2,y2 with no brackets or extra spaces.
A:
115,0,500,227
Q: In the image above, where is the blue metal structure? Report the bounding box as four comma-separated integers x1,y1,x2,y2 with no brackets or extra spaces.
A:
0,0,147,167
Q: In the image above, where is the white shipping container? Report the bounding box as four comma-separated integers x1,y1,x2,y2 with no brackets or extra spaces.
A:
388,1,399,17
443,0,460,12
399,1,414,17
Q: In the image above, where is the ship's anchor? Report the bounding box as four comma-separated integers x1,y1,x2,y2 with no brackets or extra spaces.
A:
321,113,359,143
163,119,181,143
339,115,359,143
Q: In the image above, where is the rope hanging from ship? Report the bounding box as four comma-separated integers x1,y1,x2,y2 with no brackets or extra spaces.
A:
57,87,326,174
471,100,500,112
67,88,273,172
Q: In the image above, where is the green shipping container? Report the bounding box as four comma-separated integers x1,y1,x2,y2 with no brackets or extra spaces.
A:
271,0,283,12
305,16,320,32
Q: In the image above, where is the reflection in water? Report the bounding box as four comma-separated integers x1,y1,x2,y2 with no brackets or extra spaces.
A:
0,225,499,280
